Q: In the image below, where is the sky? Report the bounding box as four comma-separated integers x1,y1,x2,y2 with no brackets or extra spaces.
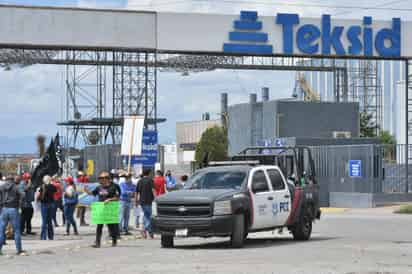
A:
0,0,410,153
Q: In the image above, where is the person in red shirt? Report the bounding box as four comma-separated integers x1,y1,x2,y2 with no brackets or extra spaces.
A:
153,170,166,197
51,176,65,227
77,171,89,183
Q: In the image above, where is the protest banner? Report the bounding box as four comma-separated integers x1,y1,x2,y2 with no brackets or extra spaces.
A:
91,201,120,225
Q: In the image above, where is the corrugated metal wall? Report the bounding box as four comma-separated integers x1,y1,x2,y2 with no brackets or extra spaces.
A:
228,100,360,155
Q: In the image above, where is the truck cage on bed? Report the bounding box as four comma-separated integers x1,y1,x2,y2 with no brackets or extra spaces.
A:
226,146,317,186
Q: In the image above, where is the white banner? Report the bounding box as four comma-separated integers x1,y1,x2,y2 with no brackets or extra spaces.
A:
121,116,145,156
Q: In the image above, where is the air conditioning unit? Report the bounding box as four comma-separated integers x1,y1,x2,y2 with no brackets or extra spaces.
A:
333,131,352,138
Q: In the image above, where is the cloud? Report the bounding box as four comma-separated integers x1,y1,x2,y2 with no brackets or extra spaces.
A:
0,65,64,139
125,0,412,19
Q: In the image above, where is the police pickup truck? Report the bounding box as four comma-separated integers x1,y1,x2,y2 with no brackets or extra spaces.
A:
152,146,321,248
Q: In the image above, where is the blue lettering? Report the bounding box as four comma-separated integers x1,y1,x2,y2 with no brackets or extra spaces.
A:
276,13,300,54
279,202,289,212
297,24,320,54
321,15,345,55
375,18,401,57
363,16,373,56
347,26,362,55
234,12,403,58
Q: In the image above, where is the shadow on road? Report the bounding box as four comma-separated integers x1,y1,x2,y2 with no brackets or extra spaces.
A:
174,236,339,250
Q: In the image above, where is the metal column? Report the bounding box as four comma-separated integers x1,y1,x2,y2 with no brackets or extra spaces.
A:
405,59,412,193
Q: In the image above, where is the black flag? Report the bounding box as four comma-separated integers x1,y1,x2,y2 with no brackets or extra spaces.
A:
31,139,60,189
54,133,64,175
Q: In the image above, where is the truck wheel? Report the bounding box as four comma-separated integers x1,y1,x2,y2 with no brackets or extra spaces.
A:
292,207,312,241
161,235,174,248
231,214,245,248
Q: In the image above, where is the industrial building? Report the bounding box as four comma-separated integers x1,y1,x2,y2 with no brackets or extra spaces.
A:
228,90,360,155
176,117,221,164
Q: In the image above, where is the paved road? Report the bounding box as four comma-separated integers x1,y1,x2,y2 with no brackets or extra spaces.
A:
1,208,412,274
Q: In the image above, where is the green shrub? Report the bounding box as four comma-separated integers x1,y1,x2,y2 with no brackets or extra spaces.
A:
394,204,412,214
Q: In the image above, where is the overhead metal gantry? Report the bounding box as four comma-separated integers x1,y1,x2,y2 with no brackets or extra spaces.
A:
0,47,350,148
0,48,346,71
0,47,354,148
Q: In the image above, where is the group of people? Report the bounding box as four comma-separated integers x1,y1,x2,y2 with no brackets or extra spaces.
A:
0,168,184,254
0,171,83,255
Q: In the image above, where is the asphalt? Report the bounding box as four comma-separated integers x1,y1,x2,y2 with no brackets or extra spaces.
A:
1,207,412,274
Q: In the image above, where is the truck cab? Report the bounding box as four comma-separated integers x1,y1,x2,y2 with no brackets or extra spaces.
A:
152,146,321,248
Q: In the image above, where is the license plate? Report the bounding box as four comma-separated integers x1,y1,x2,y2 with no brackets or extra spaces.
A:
175,229,188,237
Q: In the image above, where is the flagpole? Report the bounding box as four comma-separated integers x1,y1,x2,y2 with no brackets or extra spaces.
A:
127,116,136,174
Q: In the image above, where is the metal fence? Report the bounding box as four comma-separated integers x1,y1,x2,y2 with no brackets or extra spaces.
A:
380,144,412,193
310,144,412,206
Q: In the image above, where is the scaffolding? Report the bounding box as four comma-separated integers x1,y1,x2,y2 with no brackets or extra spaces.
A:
0,48,355,149
349,60,383,136
112,52,157,144
64,51,107,148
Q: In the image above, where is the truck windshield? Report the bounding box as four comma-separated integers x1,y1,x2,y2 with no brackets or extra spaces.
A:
185,170,247,190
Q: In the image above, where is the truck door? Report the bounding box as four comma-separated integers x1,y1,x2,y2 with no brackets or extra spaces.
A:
249,169,275,230
266,168,292,226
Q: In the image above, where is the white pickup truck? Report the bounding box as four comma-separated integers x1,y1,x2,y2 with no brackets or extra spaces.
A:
152,146,321,248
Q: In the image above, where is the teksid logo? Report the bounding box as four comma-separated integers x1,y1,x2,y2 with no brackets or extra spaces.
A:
223,11,273,55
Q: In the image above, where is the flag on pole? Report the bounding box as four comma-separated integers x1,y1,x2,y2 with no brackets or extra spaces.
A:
31,139,60,188
54,133,64,175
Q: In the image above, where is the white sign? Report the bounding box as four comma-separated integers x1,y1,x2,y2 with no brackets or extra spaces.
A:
121,116,145,156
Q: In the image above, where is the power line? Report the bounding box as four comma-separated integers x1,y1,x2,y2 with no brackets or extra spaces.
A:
333,0,408,16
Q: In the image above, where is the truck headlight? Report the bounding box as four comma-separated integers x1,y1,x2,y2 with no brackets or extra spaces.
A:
213,200,232,215
152,201,158,217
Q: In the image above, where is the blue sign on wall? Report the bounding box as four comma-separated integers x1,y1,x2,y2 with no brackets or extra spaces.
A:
349,160,362,177
127,130,158,167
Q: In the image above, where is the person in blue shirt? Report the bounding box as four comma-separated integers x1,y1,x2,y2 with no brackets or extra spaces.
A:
165,170,177,192
119,173,136,235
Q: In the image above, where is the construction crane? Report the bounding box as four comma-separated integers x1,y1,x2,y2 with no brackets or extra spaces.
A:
292,72,320,101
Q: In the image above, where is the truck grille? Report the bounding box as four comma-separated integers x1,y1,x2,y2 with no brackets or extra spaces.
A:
157,203,212,217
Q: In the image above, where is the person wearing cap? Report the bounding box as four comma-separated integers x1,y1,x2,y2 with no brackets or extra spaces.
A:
51,176,65,227
119,173,135,235
63,176,78,236
84,171,120,248
19,173,36,235
37,175,57,240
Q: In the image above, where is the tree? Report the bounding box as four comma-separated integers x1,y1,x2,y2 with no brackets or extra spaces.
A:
380,130,396,162
195,126,228,163
380,130,396,145
360,112,377,138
